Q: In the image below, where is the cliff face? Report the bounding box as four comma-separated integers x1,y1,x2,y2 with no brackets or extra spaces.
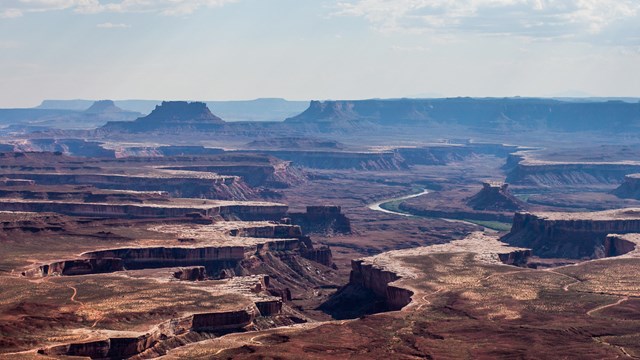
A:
603,234,639,257
349,259,414,311
613,174,640,199
502,210,640,259
285,98,640,132
506,162,640,187
0,199,287,220
289,206,352,235
0,173,256,200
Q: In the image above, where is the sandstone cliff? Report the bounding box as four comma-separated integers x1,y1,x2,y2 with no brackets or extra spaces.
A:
289,206,352,235
502,209,640,259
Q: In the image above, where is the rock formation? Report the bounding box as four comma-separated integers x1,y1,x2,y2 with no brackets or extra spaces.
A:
286,98,640,132
466,181,525,211
100,101,224,132
289,206,352,235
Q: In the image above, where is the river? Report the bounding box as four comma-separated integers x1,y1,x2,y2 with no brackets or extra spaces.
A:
367,189,497,232
367,189,430,216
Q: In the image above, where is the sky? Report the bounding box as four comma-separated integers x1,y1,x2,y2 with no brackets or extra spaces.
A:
1,0,639,107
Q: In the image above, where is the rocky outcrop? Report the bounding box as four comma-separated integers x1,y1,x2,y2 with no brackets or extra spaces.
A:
501,209,640,259
173,266,207,281
289,206,352,235
497,249,532,266
466,181,525,211
613,174,640,199
101,101,225,133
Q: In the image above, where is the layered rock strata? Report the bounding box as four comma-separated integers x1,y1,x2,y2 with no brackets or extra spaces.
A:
502,209,640,259
0,172,254,200
0,198,287,220
289,205,352,235
505,152,640,187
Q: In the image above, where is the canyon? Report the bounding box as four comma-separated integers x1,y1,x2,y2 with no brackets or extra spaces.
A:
3,98,640,359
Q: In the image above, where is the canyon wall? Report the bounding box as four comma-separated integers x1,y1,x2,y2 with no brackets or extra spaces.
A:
349,259,413,311
289,206,352,235
0,172,255,200
0,199,288,220
506,162,640,187
501,210,640,259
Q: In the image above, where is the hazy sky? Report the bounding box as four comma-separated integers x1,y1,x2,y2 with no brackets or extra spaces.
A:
1,0,639,107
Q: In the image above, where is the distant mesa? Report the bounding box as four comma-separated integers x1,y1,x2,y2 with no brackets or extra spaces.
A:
100,101,225,132
83,100,126,114
466,181,525,212
285,98,640,132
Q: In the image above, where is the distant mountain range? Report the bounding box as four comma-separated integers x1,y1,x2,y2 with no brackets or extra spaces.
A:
37,98,309,122
4,97,640,136
95,98,640,137
0,100,142,130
